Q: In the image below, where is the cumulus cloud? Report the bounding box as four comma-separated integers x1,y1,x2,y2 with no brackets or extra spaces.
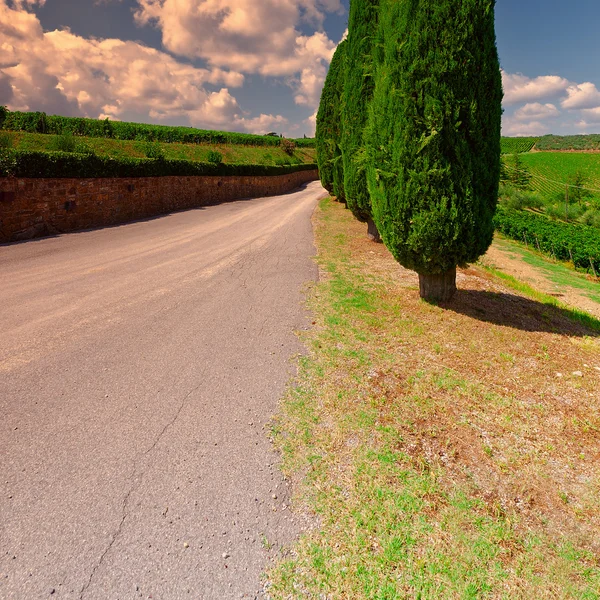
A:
513,102,560,121
303,109,318,137
561,82,600,110
0,0,289,133
575,108,600,129
133,0,341,108
502,116,552,137
502,72,570,106
235,113,288,134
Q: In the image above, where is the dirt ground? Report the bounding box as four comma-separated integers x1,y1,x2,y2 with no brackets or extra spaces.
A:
481,238,600,320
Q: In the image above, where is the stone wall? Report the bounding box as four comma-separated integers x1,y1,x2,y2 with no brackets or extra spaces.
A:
0,169,318,242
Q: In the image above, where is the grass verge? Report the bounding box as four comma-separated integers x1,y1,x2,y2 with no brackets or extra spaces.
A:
268,197,600,599
491,237,600,306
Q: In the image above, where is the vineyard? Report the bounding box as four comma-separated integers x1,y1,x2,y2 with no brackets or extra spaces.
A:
500,137,539,154
0,131,316,168
494,206,600,274
516,152,600,200
536,134,600,151
0,108,315,148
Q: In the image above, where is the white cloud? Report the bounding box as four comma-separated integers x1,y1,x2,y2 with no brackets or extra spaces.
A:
303,109,317,137
502,116,552,137
234,113,288,134
575,108,600,129
580,106,600,119
133,0,341,108
513,102,560,121
502,72,570,106
0,0,289,133
561,82,600,110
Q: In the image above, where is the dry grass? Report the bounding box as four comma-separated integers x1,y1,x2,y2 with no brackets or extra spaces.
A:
268,198,600,599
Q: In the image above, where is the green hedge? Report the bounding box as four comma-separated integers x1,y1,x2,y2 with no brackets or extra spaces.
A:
1,110,315,148
0,150,317,179
494,206,600,273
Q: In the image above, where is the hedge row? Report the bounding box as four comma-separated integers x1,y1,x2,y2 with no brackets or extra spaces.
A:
0,150,317,179
494,206,600,274
0,110,315,148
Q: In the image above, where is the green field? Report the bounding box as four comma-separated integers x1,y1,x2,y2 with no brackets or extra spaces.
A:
500,137,539,154
518,152,600,200
501,134,600,154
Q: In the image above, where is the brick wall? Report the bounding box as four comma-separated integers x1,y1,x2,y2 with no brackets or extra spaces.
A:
0,169,318,243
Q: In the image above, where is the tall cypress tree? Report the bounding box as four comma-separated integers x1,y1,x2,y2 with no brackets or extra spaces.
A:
366,0,503,301
316,40,347,201
341,0,380,239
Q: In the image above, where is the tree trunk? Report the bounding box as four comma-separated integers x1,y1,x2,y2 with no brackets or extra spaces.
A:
418,268,457,302
367,217,382,243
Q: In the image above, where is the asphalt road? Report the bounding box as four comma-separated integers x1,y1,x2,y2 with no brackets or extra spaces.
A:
0,181,326,600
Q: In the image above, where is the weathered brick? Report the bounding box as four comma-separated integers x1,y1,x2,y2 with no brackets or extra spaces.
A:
0,170,318,242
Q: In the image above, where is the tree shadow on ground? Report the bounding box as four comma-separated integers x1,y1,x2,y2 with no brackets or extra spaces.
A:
442,290,599,338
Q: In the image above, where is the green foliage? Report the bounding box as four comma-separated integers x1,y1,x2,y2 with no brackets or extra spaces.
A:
498,183,544,211
143,142,165,160
568,170,593,204
48,132,77,153
206,150,223,164
536,134,600,151
494,206,600,274
0,131,13,149
544,199,586,222
502,152,532,190
579,209,600,228
48,133,95,156
1,109,315,148
514,152,600,202
366,0,503,275
0,105,7,129
341,0,380,222
500,137,539,154
0,149,317,179
316,40,347,197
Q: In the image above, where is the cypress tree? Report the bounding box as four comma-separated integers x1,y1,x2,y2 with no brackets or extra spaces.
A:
341,0,381,240
316,40,347,201
366,0,503,301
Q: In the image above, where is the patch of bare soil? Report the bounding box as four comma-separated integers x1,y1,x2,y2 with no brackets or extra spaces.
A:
343,211,600,555
481,240,600,320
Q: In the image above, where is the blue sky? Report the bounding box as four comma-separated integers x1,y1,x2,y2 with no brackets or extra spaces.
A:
1,0,599,137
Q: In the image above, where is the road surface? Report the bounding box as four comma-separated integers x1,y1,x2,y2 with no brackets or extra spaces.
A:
0,181,326,599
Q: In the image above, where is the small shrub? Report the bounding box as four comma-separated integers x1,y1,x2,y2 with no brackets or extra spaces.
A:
280,138,296,156
144,142,165,160
545,202,585,222
0,105,7,128
579,209,600,228
0,131,13,149
207,150,223,164
74,141,95,156
499,183,544,211
49,133,77,153
0,149,16,176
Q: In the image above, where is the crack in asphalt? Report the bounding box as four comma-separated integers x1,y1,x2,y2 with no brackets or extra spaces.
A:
79,382,202,599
